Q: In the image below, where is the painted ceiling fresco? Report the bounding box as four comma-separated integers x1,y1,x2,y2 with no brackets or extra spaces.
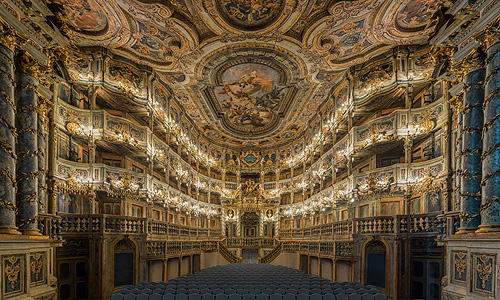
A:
53,0,444,150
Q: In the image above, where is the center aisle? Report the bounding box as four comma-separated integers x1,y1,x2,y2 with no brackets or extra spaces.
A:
112,264,387,300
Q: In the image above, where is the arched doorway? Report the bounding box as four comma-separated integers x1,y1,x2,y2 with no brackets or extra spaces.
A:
364,239,388,289
112,238,137,287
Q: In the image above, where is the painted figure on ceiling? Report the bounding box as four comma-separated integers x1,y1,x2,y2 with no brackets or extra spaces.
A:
218,0,283,29
62,0,106,31
217,63,287,128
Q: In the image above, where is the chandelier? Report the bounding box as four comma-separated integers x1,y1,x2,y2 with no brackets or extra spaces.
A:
106,173,141,200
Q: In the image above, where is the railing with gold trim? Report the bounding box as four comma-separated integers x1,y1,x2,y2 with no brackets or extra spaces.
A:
224,237,277,248
51,213,221,240
276,241,353,258
218,242,241,263
145,240,219,258
260,242,283,263
279,213,443,240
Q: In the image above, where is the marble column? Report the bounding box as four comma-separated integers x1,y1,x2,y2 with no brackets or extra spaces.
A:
37,103,47,214
16,51,41,235
478,28,500,232
455,112,462,211
458,50,485,233
0,29,21,234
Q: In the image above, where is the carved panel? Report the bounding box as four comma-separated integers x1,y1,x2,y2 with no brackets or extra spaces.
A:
472,253,496,295
451,251,467,284
2,255,24,296
30,252,45,285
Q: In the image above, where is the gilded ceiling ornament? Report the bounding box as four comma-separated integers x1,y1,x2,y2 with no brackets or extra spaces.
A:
241,151,261,167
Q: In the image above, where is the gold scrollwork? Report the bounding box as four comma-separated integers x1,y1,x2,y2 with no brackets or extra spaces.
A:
454,252,466,280
30,253,43,281
240,151,261,167
476,255,493,290
5,256,21,291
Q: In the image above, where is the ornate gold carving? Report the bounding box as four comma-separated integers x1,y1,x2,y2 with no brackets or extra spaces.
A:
448,92,463,112
106,173,140,200
476,255,493,289
0,19,28,52
66,122,81,136
56,170,91,196
37,97,53,121
5,256,21,290
474,19,500,50
455,252,466,279
30,253,43,281
457,49,486,75
420,119,435,133
431,45,456,66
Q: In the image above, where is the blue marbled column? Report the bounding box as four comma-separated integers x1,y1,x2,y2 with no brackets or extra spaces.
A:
38,114,46,214
16,55,40,235
0,42,20,234
455,113,462,211
459,65,485,232
479,38,500,232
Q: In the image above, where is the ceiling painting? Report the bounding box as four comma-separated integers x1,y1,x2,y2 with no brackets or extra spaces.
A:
52,0,445,151
216,63,288,131
59,0,107,32
396,0,442,29
216,0,285,31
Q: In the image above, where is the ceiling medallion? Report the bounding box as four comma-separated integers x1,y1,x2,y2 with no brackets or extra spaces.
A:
216,0,285,31
241,151,261,166
216,62,288,131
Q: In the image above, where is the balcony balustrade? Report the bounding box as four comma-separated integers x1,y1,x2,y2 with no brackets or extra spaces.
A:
223,237,277,248
55,96,447,195
279,213,443,240
50,213,221,240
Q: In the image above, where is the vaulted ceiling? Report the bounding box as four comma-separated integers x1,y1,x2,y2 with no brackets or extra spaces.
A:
54,0,444,150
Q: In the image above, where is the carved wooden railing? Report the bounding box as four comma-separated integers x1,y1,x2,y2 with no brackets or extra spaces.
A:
436,210,459,240
145,240,219,257
259,242,283,263
277,240,354,258
224,237,277,248
218,242,241,263
279,213,443,240
51,213,222,240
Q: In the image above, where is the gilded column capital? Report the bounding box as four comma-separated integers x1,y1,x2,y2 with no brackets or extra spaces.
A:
0,19,28,52
37,96,53,120
474,19,500,50
448,92,464,113
15,51,43,78
454,49,486,79
432,45,456,66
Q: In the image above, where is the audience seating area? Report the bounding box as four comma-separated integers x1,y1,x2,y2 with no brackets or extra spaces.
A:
112,264,387,300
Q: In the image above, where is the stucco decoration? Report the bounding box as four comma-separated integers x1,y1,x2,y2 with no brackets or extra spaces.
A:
216,0,285,31
53,0,444,150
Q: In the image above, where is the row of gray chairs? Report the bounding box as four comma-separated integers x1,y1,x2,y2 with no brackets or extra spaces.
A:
115,289,381,296
112,294,387,300
113,265,386,300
